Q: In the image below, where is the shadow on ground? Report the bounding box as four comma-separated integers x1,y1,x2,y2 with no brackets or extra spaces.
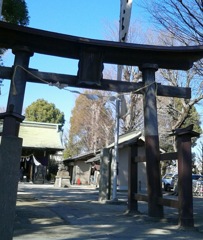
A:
13,184,203,240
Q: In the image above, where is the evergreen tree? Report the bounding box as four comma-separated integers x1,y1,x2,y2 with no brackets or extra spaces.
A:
0,0,29,62
2,0,29,25
25,99,65,127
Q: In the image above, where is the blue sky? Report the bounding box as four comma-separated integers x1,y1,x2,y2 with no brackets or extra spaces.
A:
1,1,147,130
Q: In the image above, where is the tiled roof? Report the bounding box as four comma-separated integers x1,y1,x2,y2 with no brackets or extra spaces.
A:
64,131,144,163
107,131,143,149
19,121,64,150
64,150,100,162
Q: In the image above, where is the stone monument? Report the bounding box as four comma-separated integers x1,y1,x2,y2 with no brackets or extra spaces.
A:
54,162,71,188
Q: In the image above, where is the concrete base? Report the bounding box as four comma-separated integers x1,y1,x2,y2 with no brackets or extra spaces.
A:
0,136,23,240
55,176,71,188
54,169,71,188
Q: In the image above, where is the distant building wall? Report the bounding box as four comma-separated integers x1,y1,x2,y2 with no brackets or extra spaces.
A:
117,147,130,190
137,146,147,192
117,145,147,191
74,160,91,185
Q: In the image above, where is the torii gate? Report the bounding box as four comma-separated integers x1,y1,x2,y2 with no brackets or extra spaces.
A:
0,21,203,239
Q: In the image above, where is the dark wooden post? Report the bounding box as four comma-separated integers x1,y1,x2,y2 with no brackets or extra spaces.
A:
128,144,138,212
78,47,103,86
0,46,33,240
172,125,199,228
140,64,163,218
5,46,33,135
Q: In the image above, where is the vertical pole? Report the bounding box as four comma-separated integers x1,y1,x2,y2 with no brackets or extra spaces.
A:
7,46,33,114
0,46,33,240
112,97,120,201
140,63,163,218
128,144,138,212
177,133,194,228
29,157,33,183
115,0,132,201
99,148,110,202
4,46,33,136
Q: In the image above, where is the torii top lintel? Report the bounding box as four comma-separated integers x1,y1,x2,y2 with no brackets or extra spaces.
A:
0,21,203,70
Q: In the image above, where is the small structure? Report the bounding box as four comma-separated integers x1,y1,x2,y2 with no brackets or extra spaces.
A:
107,131,147,191
98,131,149,201
19,121,64,183
54,163,70,188
64,151,99,185
65,131,148,191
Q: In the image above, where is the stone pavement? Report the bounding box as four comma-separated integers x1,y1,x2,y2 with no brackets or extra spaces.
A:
13,183,203,240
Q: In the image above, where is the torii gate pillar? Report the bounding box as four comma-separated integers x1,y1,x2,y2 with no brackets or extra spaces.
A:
140,64,164,218
6,47,33,132
172,126,199,228
0,46,33,240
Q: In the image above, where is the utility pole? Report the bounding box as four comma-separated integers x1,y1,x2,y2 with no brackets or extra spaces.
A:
112,0,133,201
112,97,120,200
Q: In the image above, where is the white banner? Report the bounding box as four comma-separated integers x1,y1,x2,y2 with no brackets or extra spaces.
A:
119,0,133,42
33,155,41,166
